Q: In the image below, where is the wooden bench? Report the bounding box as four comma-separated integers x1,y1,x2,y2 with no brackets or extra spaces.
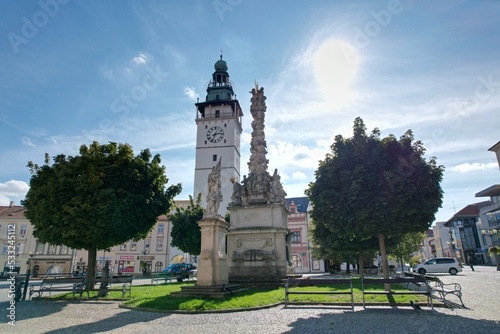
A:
430,279,465,308
86,275,133,301
362,276,433,309
150,272,174,284
284,277,354,311
29,276,85,300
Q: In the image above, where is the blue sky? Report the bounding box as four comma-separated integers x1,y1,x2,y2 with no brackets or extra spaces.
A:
1,0,499,223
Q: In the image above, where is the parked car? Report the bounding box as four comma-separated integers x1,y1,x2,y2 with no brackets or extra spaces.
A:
162,263,196,281
394,265,412,273
413,257,462,275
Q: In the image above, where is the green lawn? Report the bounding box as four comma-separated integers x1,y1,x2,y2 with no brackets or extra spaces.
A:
43,278,431,311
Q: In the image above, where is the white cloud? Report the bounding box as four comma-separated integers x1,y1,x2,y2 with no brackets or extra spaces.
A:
132,52,150,65
292,171,307,180
0,180,29,205
184,87,198,100
21,136,36,147
448,162,498,173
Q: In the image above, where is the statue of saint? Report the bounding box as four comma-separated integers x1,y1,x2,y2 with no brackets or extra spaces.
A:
229,177,242,206
206,158,223,217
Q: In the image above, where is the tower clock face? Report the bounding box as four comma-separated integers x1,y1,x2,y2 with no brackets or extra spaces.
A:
207,126,224,143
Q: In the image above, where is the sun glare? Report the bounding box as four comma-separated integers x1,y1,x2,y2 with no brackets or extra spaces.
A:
313,39,359,106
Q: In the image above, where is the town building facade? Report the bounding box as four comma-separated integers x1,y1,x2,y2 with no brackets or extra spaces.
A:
286,197,325,274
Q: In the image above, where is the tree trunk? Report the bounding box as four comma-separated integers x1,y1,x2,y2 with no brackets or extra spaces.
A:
86,247,97,290
378,233,390,291
359,253,364,279
346,261,350,274
494,253,500,271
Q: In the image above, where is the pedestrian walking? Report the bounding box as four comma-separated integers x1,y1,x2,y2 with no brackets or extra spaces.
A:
468,255,475,271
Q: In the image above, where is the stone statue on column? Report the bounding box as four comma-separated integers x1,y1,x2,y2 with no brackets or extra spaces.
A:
205,157,223,217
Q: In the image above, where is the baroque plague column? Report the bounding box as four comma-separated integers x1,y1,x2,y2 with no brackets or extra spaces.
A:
227,84,293,285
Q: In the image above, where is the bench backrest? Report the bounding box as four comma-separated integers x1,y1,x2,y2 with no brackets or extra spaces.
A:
362,276,426,285
42,277,85,285
287,278,352,286
93,276,133,284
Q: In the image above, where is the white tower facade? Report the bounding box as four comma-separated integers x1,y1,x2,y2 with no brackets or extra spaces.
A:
193,56,243,216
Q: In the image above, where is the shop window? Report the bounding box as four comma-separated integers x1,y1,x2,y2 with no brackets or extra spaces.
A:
154,261,163,272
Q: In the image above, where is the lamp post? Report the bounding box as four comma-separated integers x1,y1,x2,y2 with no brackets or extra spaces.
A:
141,249,149,277
22,252,34,301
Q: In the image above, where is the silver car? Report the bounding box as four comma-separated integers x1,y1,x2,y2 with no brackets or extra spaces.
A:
413,257,463,275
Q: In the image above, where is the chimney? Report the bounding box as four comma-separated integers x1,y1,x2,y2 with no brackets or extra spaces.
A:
9,201,14,208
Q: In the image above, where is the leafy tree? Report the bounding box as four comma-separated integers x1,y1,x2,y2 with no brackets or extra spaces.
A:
170,194,204,255
306,117,444,281
310,216,379,275
22,142,181,286
387,231,426,271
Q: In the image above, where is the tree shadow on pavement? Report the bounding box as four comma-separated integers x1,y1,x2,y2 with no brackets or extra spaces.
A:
283,307,500,334
1,300,67,322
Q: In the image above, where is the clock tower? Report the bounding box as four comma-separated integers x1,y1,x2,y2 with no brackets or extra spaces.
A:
194,55,243,216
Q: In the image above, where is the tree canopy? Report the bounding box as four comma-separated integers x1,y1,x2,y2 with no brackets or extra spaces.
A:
170,194,204,255
22,141,181,283
306,117,444,278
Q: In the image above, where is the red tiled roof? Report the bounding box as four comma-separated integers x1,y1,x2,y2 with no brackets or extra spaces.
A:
455,201,492,216
0,205,27,218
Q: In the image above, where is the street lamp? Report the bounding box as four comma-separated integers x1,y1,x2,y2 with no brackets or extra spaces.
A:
22,252,34,301
141,249,149,276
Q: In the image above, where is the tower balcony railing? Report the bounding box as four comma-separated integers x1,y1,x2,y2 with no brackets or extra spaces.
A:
207,81,233,88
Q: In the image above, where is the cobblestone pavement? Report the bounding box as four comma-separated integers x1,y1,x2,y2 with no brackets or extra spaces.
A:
1,266,498,334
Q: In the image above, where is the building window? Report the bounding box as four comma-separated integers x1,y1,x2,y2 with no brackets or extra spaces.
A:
213,154,217,162
157,238,163,251
130,241,137,251
20,224,28,238
35,241,44,254
292,254,302,267
154,261,163,272
120,243,127,251
60,244,69,255
215,110,220,118
291,232,301,244
158,224,164,235
16,242,24,255
144,239,151,252
48,244,56,254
